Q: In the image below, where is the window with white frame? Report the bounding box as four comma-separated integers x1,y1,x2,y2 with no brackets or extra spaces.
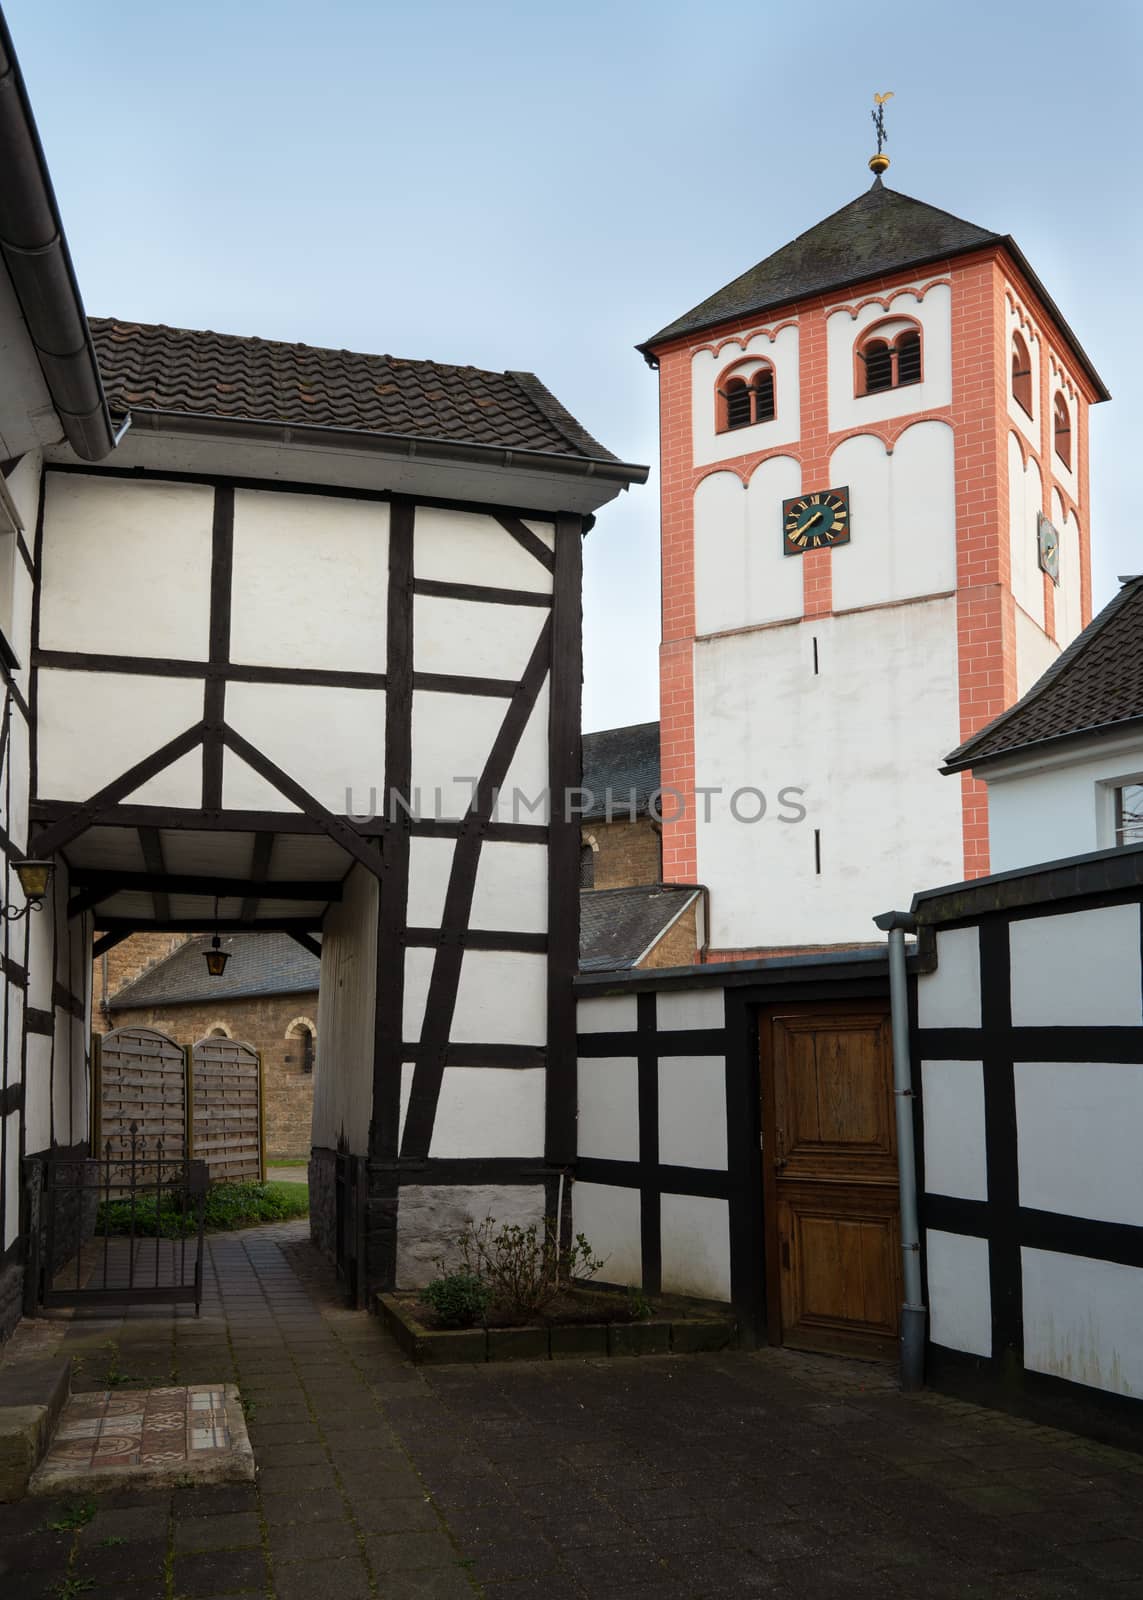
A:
1113,783,1143,848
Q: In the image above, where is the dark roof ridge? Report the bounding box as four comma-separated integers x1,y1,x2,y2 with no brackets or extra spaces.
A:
943,575,1143,773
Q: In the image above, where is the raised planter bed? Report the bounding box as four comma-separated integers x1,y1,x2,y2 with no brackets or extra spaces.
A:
378,1290,738,1365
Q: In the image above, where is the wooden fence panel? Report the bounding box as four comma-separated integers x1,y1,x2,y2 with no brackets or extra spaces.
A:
96,1028,188,1169
191,1037,264,1184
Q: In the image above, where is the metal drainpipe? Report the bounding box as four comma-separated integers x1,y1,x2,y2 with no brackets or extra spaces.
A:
873,908,926,1391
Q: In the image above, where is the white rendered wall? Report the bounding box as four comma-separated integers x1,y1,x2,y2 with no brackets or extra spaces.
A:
1008,433,1045,629
690,323,801,468
1051,489,1082,648
830,421,956,612
1047,362,1079,505
40,475,213,660
402,948,547,1047
660,1194,731,1301
407,836,547,933
693,457,803,634
826,281,951,434
230,490,388,672
1022,1248,1143,1398
37,670,204,805
655,988,724,1030
577,1057,639,1162
984,734,1143,870
694,597,963,947
312,864,378,1154
921,1060,987,1201
422,1068,546,1159
574,1181,643,1287
926,1229,992,1356
414,593,547,682
1016,1060,1143,1226
1009,905,1142,1028
917,927,981,1029
658,1057,727,1169
412,506,553,593
578,994,637,1034
1015,607,1058,700
225,681,385,814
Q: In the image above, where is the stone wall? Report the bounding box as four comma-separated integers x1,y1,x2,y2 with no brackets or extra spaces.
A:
641,901,700,969
582,816,661,890
93,933,191,1028
107,991,319,1160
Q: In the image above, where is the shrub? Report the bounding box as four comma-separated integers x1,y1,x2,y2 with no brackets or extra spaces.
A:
97,1180,309,1238
422,1270,490,1329
456,1216,606,1322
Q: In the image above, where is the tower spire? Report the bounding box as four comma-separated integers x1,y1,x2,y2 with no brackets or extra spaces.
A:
869,91,892,177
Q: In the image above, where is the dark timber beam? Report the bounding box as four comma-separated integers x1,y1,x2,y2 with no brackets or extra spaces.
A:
71,871,343,900
139,826,170,922
31,801,387,838
241,834,275,922
287,930,323,960
92,930,132,959
93,917,324,934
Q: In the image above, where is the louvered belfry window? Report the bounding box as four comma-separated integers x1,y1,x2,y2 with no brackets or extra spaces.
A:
896,331,922,385
1012,331,1034,415
719,364,776,432
858,324,923,396
724,378,752,429
753,367,775,421
862,339,893,393
1053,392,1072,467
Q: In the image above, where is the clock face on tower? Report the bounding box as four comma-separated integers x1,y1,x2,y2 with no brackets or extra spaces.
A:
782,487,851,556
1037,511,1060,584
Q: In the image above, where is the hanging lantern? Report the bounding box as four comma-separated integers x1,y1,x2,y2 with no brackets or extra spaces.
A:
204,933,230,978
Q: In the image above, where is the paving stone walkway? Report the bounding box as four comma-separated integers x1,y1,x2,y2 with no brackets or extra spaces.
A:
3,1219,1143,1598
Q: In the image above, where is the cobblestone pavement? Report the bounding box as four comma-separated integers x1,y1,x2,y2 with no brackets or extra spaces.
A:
3,1219,1143,1598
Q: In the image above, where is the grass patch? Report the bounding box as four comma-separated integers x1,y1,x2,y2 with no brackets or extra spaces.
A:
266,1157,308,1168
98,1179,309,1237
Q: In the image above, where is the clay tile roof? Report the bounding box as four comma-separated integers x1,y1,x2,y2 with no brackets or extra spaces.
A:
944,576,1143,773
108,931,319,1010
581,721,660,822
89,317,620,462
641,183,1001,350
579,885,699,973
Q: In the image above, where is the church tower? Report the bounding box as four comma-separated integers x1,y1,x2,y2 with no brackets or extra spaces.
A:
639,156,1108,957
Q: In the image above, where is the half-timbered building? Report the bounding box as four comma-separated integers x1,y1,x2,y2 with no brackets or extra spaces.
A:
0,14,645,1329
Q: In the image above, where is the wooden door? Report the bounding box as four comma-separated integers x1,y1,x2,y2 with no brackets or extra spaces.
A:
191,1037,264,1183
760,1003,900,1358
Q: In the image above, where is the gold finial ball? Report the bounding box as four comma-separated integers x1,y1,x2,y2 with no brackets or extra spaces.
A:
869,152,890,175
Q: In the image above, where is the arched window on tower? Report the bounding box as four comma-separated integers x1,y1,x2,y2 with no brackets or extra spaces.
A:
1012,331,1034,416
717,360,776,432
856,320,922,396
1053,392,1072,468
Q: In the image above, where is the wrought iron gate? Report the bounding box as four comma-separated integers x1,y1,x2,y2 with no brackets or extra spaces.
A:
24,1125,208,1314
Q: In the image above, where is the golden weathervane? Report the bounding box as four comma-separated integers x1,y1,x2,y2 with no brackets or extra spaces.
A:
870,92,893,176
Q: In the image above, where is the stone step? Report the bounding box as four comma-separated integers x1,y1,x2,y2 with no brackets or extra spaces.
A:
0,1359,70,1501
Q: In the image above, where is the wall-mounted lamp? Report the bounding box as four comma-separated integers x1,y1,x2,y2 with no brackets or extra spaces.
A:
3,859,53,921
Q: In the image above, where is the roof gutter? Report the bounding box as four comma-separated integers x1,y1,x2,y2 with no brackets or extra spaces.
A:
125,407,650,488
0,10,118,460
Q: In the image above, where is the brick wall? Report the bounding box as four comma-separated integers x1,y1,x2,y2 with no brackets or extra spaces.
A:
93,932,191,1028
107,990,319,1159
639,902,699,969
583,817,661,890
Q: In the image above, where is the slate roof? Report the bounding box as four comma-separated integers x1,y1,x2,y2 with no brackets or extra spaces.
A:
579,885,699,973
639,182,1107,397
581,721,660,822
109,931,319,1011
89,317,622,464
944,576,1143,773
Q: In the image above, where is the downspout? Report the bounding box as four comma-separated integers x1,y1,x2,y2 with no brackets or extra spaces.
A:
873,908,926,1391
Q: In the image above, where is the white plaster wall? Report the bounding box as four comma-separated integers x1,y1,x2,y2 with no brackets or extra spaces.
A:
660,1194,731,1301
691,323,801,467
922,1060,987,1200
926,1229,992,1355
225,680,385,814
412,506,554,593
985,734,1143,870
1022,1248,1143,1398
1015,606,1059,699
1008,433,1045,628
427,1068,545,1158
574,1181,643,1287
37,670,204,805
23,1034,51,1156
694,598,963,947
917,927,981,1029
40,474,213,660
402,948,547,1047
658,1058,727,1170
413,594,547,682
1006,300,1040,449
577,1057,639,1161
1009,905,1143,1027
407,837,547,934
3,1111,18,1249
493,687,550,825
656,988,725,1031
230,490,388,672
312,864,377,1153
827,282,951,434
693,457,803,635
830,422,956,612
1051,489,1082,648
577,995,637,1034
1016,1061,1143,1226
410,690,508,821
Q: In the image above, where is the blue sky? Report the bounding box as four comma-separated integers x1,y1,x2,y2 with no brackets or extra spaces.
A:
8,0,1139,732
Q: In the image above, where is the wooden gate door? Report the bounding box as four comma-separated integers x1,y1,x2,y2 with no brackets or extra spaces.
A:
191,1038,264,1184
95,1027,189,1165
759,1003,900,1358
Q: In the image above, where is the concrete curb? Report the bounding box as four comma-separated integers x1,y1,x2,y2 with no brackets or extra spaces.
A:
0,1360,70,1502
